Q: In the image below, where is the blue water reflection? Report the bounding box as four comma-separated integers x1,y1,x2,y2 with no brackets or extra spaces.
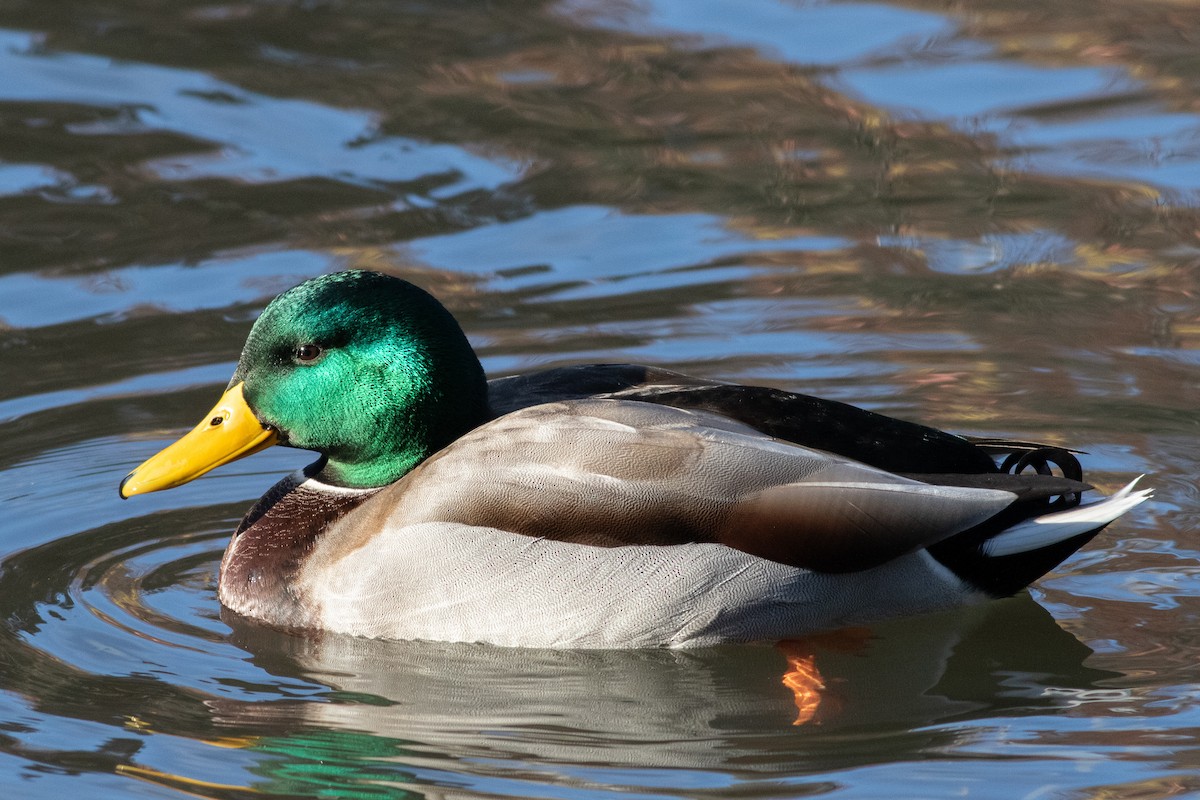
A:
0,28,516,193
838,61,1129,121
0,162,80,197
1010,112,1200,192
0,249,337,328
571,0,951,66
602,1,1200,196
403,205,847,288
0,363,237,422
878,230,1079,274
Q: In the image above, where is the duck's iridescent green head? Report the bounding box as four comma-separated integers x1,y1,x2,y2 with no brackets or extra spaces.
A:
120,271,488,496
236,270,488,486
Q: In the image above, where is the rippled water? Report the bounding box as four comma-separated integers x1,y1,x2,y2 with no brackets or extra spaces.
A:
3,1,1200,797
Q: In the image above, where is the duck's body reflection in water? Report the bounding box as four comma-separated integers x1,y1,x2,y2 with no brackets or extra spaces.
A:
176,598,1119,796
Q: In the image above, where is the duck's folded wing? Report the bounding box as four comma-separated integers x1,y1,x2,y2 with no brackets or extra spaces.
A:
383,398,1022,574
717,479,1015,572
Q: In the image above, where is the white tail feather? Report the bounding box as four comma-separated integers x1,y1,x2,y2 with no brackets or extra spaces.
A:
982,477,1152,558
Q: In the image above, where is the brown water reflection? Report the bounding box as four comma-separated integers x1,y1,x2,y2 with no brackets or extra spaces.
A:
1,0,1198,797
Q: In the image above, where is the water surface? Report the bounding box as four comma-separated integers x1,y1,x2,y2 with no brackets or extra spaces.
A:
2,1,1198,797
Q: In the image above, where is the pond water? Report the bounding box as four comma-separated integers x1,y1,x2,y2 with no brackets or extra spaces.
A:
2,0,1199,797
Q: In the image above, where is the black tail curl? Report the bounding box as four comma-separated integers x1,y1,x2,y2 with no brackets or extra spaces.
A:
997,445,1084,510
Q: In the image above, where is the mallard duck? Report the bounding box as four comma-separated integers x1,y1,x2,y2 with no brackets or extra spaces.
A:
120,270,1149,647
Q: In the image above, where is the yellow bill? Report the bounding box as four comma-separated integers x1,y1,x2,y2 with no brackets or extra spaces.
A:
119,382,278,498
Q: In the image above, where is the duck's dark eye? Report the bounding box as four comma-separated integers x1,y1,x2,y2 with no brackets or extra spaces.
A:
295,344,323,363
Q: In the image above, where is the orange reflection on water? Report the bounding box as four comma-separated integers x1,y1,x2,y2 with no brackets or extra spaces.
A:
778,628,873,725
779,647,825,726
